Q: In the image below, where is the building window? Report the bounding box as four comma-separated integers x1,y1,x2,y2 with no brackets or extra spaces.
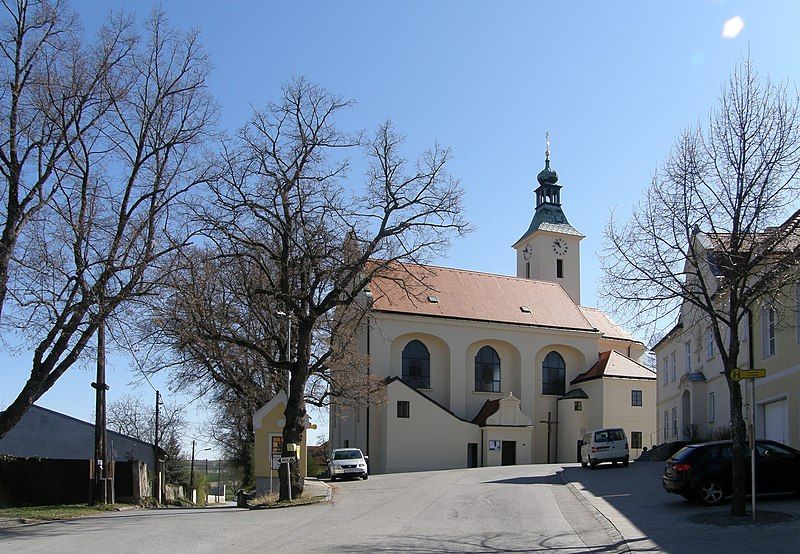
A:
344,440,349,448
397,400,410,418
574,401,582,411
402,339,431,388
684,341,691,373
706,328,714,359
670,352,676,381
525,261,530,279
672,407,677,436
631,390,643,406
556,259,564,279
663,411,669,442
761,303,776,358
542,351,566,396
271,435,283,454
631,431,642,449
662,357,668,385
475,345,501,392
796,282,800,344
708,392,715,422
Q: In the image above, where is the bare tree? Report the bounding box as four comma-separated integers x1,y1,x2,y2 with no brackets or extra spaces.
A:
106,393,188,485
601,58,800,516
149,79,469,500
0,6,217,438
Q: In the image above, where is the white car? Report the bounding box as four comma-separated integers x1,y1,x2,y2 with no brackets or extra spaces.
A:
580,428,629,469
328,448,369,481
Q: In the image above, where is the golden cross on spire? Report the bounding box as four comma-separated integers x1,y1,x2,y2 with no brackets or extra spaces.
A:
545,131,551,161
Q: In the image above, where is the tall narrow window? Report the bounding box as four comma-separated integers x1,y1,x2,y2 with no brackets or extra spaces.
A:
631,390,643,406
761,304,776,358
475,346,501,392
631,432,643,449
402,340,430,388
708,392,716,422
556,259,564,278
706,328,714,359
670,352,676,381
542,351,566,396
684,341,691,373
671,407,677,435
663,411,669,442
796,282,800,344
662,357,668,385
525,262,530,279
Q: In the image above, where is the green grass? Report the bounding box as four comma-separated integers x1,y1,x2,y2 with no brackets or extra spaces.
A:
0,503,123,521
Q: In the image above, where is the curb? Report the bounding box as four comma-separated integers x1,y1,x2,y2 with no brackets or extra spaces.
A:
559,467,630,553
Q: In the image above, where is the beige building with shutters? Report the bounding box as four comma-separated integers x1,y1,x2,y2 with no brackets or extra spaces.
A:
329,152,657,473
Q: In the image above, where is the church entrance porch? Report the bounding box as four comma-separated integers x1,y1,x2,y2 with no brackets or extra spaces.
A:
501,441,517,465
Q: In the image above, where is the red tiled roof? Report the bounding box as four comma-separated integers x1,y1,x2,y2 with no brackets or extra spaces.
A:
368,262,598,332
471,398,501,426
578,307,641,344
570,350,656,384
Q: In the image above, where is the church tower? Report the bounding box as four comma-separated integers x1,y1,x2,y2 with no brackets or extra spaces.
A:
512,137,584,304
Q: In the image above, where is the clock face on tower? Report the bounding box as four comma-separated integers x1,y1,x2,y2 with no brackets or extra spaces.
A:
522,243,532,261
552,238,568,256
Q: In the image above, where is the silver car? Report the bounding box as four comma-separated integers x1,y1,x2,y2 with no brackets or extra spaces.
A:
328,448,369,481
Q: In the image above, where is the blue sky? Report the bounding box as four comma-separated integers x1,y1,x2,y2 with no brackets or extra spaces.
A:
3,1,799,451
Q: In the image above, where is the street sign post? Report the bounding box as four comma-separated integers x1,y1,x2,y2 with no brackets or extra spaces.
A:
731,368,767,522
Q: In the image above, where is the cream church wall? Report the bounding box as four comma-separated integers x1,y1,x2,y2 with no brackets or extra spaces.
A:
383,381,480,473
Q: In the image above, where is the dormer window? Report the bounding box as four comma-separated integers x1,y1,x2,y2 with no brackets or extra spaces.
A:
427,295,439,303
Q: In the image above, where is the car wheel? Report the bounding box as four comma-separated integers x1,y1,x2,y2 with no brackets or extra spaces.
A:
698,480,725,506
363,474,368,480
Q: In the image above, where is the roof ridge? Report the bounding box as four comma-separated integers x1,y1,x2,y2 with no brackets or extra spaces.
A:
388,260,566,287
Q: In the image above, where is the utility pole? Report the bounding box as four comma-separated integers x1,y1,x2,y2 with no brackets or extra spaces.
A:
91,307,110,504
153,390,161,502
217,460,222,502
189,440,196,502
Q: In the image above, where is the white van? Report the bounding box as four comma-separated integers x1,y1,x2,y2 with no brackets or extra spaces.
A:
580,428,629,469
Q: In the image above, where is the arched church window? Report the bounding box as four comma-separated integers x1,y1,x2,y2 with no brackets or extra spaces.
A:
475,345,501,392
402,340,430,388
542,351,566,396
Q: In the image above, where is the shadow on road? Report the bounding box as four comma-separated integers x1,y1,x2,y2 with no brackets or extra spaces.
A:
564,461,800,553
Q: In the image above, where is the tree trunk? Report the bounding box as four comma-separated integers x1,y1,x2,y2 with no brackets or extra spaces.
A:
279,364,307,501
0,375,42,438
726,369,748,516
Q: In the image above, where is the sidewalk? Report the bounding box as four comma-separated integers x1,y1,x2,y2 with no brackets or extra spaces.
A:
562,461,800,553
303,477,332,501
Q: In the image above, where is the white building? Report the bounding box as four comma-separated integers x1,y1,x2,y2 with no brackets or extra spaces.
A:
330,151,656,473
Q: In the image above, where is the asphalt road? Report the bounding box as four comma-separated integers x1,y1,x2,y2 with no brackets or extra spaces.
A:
0,464,623,553
564,461,800,553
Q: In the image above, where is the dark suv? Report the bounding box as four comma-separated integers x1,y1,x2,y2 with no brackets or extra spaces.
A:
662,439,800,505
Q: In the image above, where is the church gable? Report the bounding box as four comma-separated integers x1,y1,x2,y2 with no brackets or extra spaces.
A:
472,394,533,427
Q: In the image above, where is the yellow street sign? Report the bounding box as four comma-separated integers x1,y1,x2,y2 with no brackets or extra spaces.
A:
731,368,766,381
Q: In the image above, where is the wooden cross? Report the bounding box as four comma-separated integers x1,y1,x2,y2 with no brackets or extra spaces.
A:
539,411,559,463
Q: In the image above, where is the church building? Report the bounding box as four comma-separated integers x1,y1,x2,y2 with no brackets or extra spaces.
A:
330,147,656,473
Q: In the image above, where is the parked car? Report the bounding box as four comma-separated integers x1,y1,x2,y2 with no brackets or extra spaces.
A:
580,428,629,469
328,448,369,481
662,439,800,505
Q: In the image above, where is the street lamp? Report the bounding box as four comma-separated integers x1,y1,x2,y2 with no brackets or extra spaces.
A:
277,310,292,392
189,440,211,503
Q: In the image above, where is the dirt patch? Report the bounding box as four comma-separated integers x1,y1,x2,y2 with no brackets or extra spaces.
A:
689,510,794,527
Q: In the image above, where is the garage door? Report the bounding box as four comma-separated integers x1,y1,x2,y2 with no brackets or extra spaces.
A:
763,400,787,443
